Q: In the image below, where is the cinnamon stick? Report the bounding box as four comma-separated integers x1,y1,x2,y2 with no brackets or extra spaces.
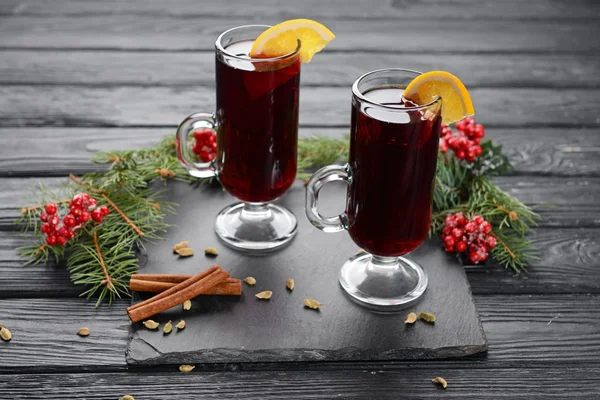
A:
130,277,241,295
127,265,228,322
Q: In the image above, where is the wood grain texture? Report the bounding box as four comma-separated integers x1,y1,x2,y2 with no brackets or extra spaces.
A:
0,367,598,399
1,86,599,128
1,17,598,53
3,51,600,88
0,295,598,371
2,0,598,20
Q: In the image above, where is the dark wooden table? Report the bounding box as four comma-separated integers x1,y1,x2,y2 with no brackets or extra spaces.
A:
1,1,599,398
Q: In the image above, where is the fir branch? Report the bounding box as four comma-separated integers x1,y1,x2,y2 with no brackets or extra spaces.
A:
296,136,349,179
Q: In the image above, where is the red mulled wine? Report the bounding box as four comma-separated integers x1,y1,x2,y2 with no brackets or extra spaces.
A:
346,87,442,257
215,40,300,203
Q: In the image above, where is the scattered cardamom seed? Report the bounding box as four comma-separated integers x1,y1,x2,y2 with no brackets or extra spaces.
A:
179,364,196,373
419,312,436,323
304,299,322,310
0,327,12,342
77,327,90,337
163,320,173,334
255,290,272,300
173,241,189,253
176,319,186,330
404,312,418,324
204,247,218,257
431,377,447,389
176,247,194,257
243,276,256,286
286,278,295,291
142,320,160,330
120,395,135,400
182,300,192,310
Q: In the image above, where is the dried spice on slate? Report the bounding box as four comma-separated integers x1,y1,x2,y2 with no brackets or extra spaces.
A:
431,377,447,389
176,319,186,330
176,247,194,257
120,396,135,400
286,278,295,291
419,312,436,323
77,327,90,337
404,312,418,324
182,300,192,310
304,299,322,310
163,320,173,334
172,241,189,253
179,364,196,373
255,291,272,300
0,327,12,341
243,276,256,286
204,247,218,257
143,320,160,330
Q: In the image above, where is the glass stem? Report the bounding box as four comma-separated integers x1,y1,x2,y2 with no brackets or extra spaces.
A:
241,202,272,221
368,255,401,274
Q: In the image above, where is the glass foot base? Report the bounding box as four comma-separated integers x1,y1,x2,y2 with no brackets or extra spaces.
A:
215,202,297,253
339,253,428,312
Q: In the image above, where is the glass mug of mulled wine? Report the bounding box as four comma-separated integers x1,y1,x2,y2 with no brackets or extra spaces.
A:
176,25,301,252
305,69,442,311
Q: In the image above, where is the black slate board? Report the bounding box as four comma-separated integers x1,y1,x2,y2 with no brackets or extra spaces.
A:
126,180,487,365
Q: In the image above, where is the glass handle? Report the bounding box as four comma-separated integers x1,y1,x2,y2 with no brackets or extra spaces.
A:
176,112,218,179
305,164,350,233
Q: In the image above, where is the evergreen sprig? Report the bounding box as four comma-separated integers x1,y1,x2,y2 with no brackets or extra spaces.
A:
17,132,539,306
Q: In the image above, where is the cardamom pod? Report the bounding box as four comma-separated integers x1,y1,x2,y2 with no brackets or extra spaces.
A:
304,299,322,310
286,278,295,291
255,290,272,300
419,312,436,323
0,327,12,341
431,377,447,389
120,395,135,400
404,312,418,324
183,300,192,310
176,247,194,257
243,276,256,286
142,320,160,330
173,240,189,253
163,320,173,334
204,247,219,257
176,319,186,330
77,327,90,337
179,364,195,373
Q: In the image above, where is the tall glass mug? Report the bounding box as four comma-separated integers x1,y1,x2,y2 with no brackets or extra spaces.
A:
176,25,301,252
306,69,442,311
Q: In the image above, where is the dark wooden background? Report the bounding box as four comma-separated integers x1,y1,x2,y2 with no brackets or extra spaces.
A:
0,0,599,398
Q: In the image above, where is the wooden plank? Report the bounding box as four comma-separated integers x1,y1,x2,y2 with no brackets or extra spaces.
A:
1,17,598,53
2,0,599,20
2,51,600,88
0,367,598,399
2,227,599,298
0,295,598,371
1,86,598,128
1,127,598,177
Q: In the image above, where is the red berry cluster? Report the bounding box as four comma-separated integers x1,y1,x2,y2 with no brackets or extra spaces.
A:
442,212,497,264
192,129,217,163
40,193,109,247
439,117,485,162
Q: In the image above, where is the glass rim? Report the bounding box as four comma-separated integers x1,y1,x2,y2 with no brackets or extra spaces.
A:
215,24,301,62
352,68,441,111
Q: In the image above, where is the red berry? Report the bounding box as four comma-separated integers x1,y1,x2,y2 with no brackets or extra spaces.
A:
71,196,84,208
469,252,481,264
45,203,57,215
455,214,467,227
56,236,67,246
455,150,465,159
465,222,477,233
486,236,497,249
469,244,479,253
40,212,49,222
63,214,77,228
91,208,103,223
48,215,60,226
456,241,467,252
479,252,488,262
452,228,463,239
444,236,455,247
473,215,484,225
79,211,90,223
46,235,57,246
480,221,492,234
444,245,454,253
98,206,110,217
193,129,213,142
473,145,482,156
442,227,451,235
57,226,70,238
41,223,53,234
70,206,82,216
89,198,97,206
